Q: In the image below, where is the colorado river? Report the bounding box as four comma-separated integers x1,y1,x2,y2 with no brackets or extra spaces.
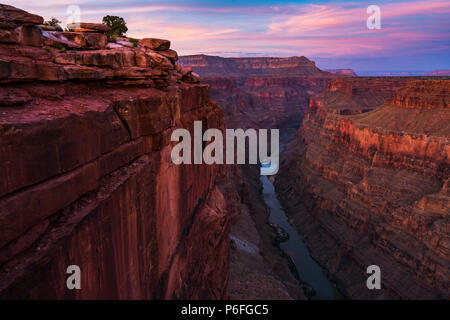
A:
261,176,341,300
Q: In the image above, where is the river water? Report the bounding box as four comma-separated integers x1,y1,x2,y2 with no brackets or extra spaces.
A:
261,176,341,300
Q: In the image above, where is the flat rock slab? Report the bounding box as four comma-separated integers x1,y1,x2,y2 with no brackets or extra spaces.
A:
116,40,134,48
67,23,110,33
139,38,170,51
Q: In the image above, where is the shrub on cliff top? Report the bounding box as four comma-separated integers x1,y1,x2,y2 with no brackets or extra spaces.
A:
44,17,63,31
102,15,128,37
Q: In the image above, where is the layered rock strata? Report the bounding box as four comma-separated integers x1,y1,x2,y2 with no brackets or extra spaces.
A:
275,78,450,299
0,5,237,299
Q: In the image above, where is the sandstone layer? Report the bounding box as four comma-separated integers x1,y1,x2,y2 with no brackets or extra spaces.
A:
275,78,450,299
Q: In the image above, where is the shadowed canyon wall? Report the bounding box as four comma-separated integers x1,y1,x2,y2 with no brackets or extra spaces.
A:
275,78,450,299
0,4,239,299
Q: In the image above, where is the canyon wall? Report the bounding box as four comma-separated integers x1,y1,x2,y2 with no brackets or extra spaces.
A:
275,78,449,299
180,55,338,133
0,4,238,299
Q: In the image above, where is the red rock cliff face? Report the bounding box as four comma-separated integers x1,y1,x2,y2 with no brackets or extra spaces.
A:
275,78,450,299
0,5,238,299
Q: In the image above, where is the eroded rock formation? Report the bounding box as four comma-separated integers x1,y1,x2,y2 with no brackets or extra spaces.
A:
275,78,450,299
0,4,238,299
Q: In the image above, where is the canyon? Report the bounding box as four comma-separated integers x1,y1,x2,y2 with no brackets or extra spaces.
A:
0,4,448,301
181,55,449,300
180,54,342,299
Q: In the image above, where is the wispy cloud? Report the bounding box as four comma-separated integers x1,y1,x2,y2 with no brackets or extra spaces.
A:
3,0,449,70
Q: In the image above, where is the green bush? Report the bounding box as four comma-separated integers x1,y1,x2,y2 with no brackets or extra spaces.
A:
102,15,128,37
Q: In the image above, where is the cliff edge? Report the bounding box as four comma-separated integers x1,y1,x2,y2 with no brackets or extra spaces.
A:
0,4,237,299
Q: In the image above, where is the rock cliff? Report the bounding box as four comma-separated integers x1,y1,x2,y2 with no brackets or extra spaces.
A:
275,78,450,299
0,4,237,299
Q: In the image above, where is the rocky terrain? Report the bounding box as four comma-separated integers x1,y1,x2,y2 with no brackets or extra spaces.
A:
275,78,449,299
0,4,236,299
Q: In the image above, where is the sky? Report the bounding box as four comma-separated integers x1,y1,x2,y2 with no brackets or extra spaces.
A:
5,0,450,72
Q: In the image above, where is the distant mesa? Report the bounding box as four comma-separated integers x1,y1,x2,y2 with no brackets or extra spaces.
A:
423,70,450,76
325,69,357,77
179,54,332,77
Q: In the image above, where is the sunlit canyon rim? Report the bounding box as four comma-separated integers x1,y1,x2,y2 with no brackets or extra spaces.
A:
0,4,449,300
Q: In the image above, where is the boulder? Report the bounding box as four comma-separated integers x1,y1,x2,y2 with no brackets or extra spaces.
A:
159,49,178,62
182,70,201,84
138,38,170,51
67,23,110,33
0,4,44,28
